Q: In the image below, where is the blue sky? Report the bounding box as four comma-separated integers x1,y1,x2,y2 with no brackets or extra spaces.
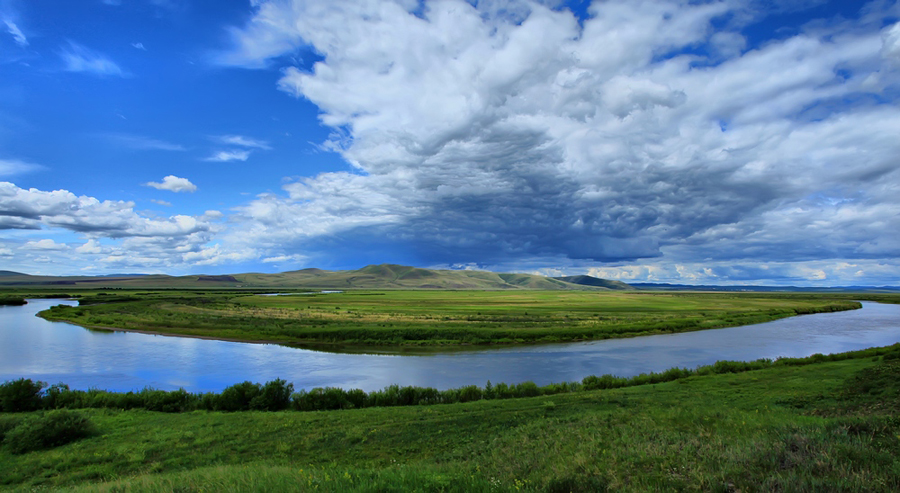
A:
1,0,899,286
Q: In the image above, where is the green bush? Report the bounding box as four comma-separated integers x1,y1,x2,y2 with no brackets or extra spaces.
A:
141,388,195,413
217,381,262,411
0,415,22,442
0,378,45,412
250,379,293,411
3,410,96,454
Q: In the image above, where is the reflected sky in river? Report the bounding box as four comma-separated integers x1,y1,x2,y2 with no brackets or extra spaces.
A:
2,299,899,393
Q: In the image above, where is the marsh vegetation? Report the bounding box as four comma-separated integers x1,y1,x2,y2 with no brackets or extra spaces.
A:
32,290,869,347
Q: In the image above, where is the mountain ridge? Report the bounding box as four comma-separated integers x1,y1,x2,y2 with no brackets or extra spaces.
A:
0,264,626,291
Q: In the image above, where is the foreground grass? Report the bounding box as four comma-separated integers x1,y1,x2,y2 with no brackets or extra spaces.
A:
2,352,899,491
33,290,868,347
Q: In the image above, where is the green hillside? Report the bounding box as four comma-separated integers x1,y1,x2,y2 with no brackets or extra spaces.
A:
553,275,634,290
0,264,628,291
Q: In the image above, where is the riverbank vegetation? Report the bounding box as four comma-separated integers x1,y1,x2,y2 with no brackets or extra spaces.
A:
0,296,26,306
2,344,899,491
3,344,898,416
30,290,874,347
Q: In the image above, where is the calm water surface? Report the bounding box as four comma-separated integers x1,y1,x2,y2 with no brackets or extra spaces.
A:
2,299,899,393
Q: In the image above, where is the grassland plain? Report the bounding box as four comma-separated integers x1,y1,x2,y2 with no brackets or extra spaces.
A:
1,347,899,491
28,290,874,347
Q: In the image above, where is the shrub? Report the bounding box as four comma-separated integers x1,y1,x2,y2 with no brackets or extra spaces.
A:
458,385,483,403
346,389,368,409
0,378,45,412
217,381,262,412
250,379,293,411
514,381,540,397
42,383,70,409
4,410,96,454
291,387,350,411
0,415,22,442
141,388,195,413
582,374,627,391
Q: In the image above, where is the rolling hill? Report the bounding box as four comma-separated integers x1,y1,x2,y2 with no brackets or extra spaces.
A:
552,275,634,290
0,264,631,291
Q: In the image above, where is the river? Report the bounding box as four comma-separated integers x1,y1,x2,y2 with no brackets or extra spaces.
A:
1,299,899,393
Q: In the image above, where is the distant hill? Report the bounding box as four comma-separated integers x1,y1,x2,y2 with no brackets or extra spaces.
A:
237,264,617,290
0,264,631,291
3,266,897,292
552,275,634,290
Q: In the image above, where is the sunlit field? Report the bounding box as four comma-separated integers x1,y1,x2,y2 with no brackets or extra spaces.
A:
31,290,871,347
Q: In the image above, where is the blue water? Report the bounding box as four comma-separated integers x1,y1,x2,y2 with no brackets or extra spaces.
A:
1,299,899,393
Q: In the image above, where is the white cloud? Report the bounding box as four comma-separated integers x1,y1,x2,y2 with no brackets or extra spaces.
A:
584,259,900,287
0,182,230,273
205,0,900,284
132,42,146,50
10,0,893,283
883,22,900,61
0,181,207,236
215,135,271,150
60,41,127,77
75,239,105,254
0,159,42,177
262,253,307,263
4,19,27,47
150,199,172,206
144,175,197,193
180,244,257,266
22,239,69,251
204,150,251,162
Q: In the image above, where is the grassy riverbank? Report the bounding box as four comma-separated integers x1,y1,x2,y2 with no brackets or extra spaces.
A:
33,290,868,347
2,345,899,491
0,296,26,306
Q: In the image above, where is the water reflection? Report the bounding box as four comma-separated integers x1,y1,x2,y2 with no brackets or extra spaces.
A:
1,299,899,393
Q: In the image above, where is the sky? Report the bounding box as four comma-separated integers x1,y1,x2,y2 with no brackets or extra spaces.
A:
0,0,899,286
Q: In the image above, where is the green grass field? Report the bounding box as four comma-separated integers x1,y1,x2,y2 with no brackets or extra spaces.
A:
31,290,869,347
2,348,899,491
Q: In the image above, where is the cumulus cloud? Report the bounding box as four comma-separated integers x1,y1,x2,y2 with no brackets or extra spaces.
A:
209,0,900,281
0,182,234,273
204,150,251,162
150,199,172,206
0,181,205,236
60,41,127,77
144,175,197,193
76,239,105,254
22,239,68,251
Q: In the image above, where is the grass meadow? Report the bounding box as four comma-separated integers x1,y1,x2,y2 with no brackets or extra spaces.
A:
31,290,871,347
1,346,899,491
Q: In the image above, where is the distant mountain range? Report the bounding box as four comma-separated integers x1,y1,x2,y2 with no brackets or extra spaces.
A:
1,265,895,292
0,264,633,291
